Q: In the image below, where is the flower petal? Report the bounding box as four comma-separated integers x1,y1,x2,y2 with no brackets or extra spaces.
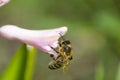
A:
0,25,68,56
0,0,10,7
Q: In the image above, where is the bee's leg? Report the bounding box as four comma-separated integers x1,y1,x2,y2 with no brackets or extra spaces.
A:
50,54,56,60
68,56,73,60
59,33,65,41
49,46,60,60
62,61,69,73
58,41,61,47
50,46,59,54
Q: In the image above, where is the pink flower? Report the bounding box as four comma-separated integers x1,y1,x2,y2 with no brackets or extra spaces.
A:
0,0,10,7
0,25,68,56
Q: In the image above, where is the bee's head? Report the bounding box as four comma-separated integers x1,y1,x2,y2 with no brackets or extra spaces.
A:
62,40,71,45
63,46,71,53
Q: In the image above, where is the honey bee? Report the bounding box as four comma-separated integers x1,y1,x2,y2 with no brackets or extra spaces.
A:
48,33,72,71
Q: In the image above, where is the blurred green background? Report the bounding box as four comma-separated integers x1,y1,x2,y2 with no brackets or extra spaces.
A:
0,0,120,80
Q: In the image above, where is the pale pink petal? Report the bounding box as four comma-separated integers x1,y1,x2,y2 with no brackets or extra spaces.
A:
0,25,68,56
0,0,10,7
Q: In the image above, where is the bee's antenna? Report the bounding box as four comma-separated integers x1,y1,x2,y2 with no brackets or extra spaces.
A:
59,33,65,41
59,33,69,46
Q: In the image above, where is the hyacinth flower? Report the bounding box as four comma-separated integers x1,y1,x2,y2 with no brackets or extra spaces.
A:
0,25,68,57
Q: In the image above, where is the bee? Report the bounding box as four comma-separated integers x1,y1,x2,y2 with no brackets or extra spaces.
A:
48,54,64,70
48,33,72,71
